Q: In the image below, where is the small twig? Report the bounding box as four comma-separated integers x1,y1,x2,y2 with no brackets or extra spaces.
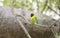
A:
49,18,60,28
47,5,60,16
16,14,31,24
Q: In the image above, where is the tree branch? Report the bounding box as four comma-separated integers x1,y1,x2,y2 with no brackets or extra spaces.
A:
10,0,31,38
16,14,31,24
47,5,60,16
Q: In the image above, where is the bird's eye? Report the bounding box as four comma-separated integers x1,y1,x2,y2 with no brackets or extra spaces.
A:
31,13,34,17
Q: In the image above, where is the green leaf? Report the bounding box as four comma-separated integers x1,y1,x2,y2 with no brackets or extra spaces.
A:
3,0,12,7
39,2,46,12
45,7,49,12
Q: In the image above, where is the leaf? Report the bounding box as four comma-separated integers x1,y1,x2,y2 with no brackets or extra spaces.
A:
39,2,46,12
45,7,49,12
3,0,12,7
14,2,20,8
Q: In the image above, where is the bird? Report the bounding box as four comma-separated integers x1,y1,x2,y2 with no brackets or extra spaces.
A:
30,13,38,24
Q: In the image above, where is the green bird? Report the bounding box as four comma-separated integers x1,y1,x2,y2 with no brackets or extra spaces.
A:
30,13,38,24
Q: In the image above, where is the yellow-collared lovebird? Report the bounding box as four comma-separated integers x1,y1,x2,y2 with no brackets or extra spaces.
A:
30,13,38,24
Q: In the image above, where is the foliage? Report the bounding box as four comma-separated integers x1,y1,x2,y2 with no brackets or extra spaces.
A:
3,0,60,13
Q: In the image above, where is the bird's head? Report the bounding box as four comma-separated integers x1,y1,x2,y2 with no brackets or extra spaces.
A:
30,13,34,17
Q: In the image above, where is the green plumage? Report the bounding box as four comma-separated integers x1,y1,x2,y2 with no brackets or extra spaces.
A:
31,17,38,24
30,13,38,24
